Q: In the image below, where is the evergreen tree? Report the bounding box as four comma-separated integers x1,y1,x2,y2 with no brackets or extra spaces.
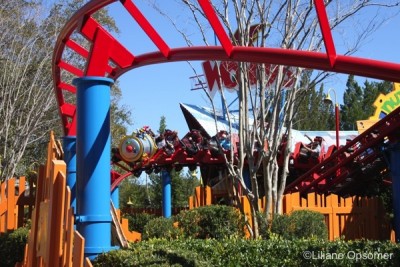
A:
340,75,393,130
293,75,333,131
340,75,364,130
362,80,392,117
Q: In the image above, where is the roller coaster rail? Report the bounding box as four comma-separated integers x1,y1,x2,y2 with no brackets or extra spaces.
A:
51,0,400,194
50,0,400,259
285,105,400,195
54,0,400,136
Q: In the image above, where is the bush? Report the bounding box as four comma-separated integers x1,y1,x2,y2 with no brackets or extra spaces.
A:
93,238,400,267
271,210,327,240
124,213,156,233
176,205,246,239
0,227,29,267
93,239,210,266
142,217,181,240
256,211,270,239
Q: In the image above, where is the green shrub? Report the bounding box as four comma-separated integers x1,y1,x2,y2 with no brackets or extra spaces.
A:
0,227,29,267
256,211,272,239
93,239,211,266
271,210,327,240
93,238,400,267
142,217,181,240
270,213,292,239
176,205,246,239
124,213,156,233
289,210,327,239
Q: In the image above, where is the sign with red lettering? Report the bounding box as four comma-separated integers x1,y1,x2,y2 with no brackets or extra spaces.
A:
202,61,294,99
202,24,295,98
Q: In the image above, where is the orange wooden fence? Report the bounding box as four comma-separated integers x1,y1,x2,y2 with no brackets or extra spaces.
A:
0,176,35,233
282,192,394,241
17,131,93,267
190,186,395,241
188,186,212,209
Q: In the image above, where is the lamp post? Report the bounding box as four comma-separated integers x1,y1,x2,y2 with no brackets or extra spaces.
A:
323,88,340,150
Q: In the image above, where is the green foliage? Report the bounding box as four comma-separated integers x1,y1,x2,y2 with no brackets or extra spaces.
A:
340,75,392,130
119,178,151,211
93,238,400,267
256,211,270,239
271,210,328,240
142,217,181,240
120,169,199,211
0,227,30,267
124,212,156,233
176,205,246,239
0,0,126,181
93,239,210,267
293,74,334,131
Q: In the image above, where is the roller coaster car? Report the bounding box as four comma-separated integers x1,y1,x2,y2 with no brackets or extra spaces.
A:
117,127,158,166
207,130,232,156
180,129,205,156
292,140,325,170
157,129,180,155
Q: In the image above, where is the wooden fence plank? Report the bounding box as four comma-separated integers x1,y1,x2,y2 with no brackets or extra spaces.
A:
72,231,85,267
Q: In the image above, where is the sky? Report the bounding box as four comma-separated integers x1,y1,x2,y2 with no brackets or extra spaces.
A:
105,1,400,138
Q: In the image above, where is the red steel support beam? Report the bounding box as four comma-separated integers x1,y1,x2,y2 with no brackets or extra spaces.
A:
53,0,400,138
198,0,233,57
122,0,170,58
314,0,337,67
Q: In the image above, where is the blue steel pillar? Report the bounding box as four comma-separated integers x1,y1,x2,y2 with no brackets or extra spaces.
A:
389,142,400,242
63,136,77,212
73,76,114,259
161,169,172,218
111,186,119,209
243,168,251,190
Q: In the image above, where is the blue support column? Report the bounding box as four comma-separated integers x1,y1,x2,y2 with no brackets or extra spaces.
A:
63,136,77,213
161,170,172,218
389,142,400,242
243,168,251,190
111,186,119,209
73,76,115,260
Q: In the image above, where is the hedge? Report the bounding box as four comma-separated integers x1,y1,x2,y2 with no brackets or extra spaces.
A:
93,238,400,267
0,227,29,267
175,205,246,239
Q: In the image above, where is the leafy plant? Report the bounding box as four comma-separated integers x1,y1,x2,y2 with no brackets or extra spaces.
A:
0,227,29,267
124,213,156,233
271,210,328,240
176,205,246,239
93,238,400,267
142,217,181,240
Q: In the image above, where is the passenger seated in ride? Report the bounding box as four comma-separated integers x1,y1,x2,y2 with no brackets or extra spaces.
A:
160,129,179,155
301,141,321,160
299,134,322,161
208,130,231,156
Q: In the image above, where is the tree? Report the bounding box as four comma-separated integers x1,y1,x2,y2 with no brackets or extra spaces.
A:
0,1,57,181
0,0,129,181
340,75,393,130
340,75,365,130
293,76,334,131
175,0,400,238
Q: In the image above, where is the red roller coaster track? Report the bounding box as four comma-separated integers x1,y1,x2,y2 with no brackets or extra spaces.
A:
53,0,400,193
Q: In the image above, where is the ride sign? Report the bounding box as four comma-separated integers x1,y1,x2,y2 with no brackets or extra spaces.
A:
202,60,295,99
